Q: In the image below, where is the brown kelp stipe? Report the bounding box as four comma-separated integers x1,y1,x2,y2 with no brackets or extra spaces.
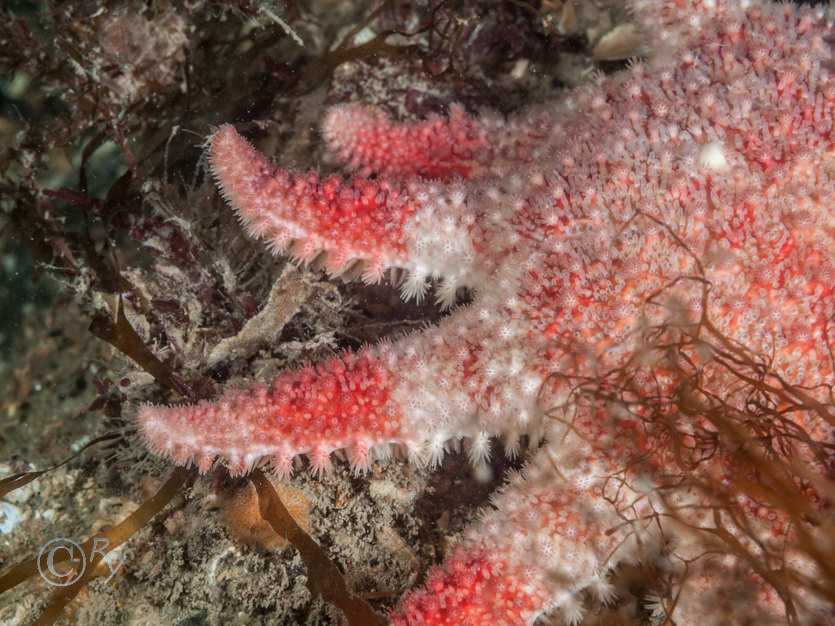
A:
0,434,122,500
251,469,387,626
0,467,191,625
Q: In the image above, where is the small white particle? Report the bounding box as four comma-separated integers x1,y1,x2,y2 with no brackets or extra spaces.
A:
697,141,729,172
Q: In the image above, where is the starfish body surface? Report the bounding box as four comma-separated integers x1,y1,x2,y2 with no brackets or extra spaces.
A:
139,1,835,623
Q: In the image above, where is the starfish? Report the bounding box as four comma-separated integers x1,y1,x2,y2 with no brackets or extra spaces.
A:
139,0,835,623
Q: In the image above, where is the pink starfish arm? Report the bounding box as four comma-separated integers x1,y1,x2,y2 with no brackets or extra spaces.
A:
321,103,488,180
138,346,408,477
137,296,547,478
210,124,479,289
389,447,625,626
322,103,572,182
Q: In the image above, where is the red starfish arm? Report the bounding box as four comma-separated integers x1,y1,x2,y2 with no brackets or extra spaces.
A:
210,124,417,282
321,103,487,180
389,448,624,626
136,303,534,479
210,124,478,287
137,346,417,477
